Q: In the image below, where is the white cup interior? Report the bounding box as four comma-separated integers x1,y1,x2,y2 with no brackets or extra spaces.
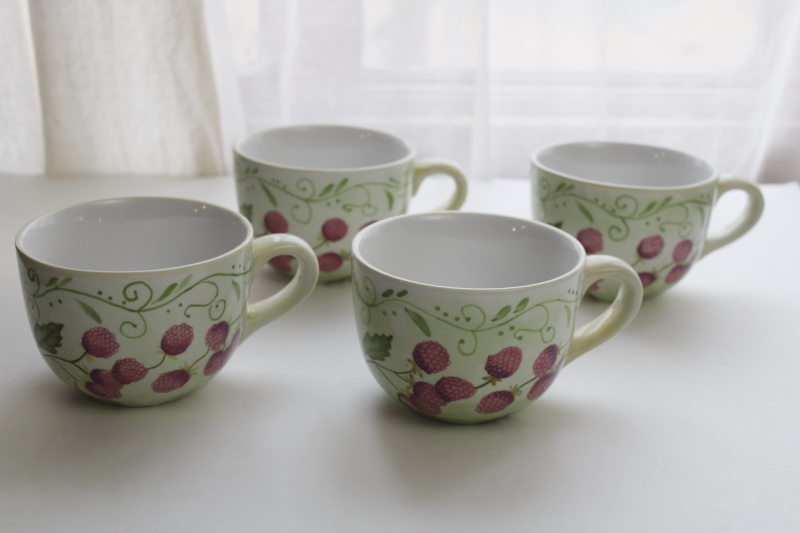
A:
353,213,584,289
235,125,412,170
18,198,250,272
534,142,715,188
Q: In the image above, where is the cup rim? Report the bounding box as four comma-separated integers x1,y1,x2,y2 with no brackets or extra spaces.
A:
531,140,719,191
351,211,587,292
233,124,417,173
15,196,254,277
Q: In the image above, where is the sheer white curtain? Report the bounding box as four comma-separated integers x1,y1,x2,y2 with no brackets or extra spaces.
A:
2,0,800,183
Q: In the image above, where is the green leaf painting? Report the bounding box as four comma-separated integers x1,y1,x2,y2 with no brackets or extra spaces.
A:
154,283,178,304
514,298,529,313
259,182,278,207
576,201,594,223
77,300,102,324
34,322,63,354
491,305,511,322
362,332,393,361
404,308,431,337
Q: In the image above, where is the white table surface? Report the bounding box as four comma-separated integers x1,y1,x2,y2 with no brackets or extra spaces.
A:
0,174,797,532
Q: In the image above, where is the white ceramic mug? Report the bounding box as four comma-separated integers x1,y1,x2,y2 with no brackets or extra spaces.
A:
351,212,643,424
234,124,468,283
16,197,319,406
532,141,765,299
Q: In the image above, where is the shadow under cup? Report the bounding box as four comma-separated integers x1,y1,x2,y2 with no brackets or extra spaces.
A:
351,213,598,424
15,197,315,407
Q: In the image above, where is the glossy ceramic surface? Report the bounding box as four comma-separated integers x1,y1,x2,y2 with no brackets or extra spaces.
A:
351,212,643,424
234,125,468,283
16,197,319,406
532,141,764,300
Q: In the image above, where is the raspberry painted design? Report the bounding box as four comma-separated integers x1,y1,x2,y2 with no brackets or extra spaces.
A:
203,328,241,376
485,347,522,379
321,218,348,242
317,252,344,273
672,239,693,263
81,327,119,358
577,228,603,254
264,210,289,234
637,235,664,259
112,358,148,385
85,368,122,399
151,369,191,393
533,344,558,377
269,255,294,272
409,381,447,414
475,390,515,414
412,341,451,374
638,272,655,288
665,263,691,284
205,321,230,351
435,376,477,402
161,324,194,355
527,372,557,401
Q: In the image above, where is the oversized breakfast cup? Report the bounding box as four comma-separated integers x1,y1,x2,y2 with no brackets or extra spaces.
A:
16,197,319,407
532,141,765,300
234,125,468,283
351,212,643,424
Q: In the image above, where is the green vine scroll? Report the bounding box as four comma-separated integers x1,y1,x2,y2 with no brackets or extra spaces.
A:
354,275,580,356
22,266,251,340
537,176,712,241
236,163,410,226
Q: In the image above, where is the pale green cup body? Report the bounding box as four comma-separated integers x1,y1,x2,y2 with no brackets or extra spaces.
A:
234,125,468,283
351,212,643,424
532,142,765,300
16,197,318,407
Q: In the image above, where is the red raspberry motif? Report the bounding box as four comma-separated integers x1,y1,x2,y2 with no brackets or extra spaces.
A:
577,228,603,254
527,372,557,401
321,218,348,242
475,390,515,414
205,321,229,351
203,328,241,376
90,368,121,389
111,358,148,385
665,263,691,284
588,280,602,292
81,327,119,358
533,344,558,377
435,376,476,402
637,235,664,259
485,346,522,378
86,368,122,399
269,255,294,272
672,239,693,263
638,272,655,288
317,252,343,273
203,351,227,376
160,323,193,355
264,211,289,234
409,381,447,414
151,369,191,393
412,341,451,374
85,381,122,399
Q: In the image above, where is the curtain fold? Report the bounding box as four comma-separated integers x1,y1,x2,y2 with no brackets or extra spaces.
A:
2,0,800,183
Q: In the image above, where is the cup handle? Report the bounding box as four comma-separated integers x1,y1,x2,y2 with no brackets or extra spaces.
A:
700,175,765,258
241,234,319,342
412,157,469,211
566,256,643,365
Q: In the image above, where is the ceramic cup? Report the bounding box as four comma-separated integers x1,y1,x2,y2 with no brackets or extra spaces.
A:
532,141,765,300
16,197,319,407
234,124,468,283
351,212,643,424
